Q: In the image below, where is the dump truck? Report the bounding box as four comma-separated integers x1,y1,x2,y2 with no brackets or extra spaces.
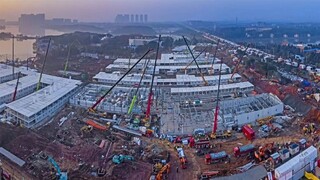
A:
234,144,255,157
242,125,255,140
205,151,228,164
176,147,187,169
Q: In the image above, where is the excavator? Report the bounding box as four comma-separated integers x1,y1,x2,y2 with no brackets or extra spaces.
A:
256,116,274,126
228,44,250,83
47,156,67,180
254,143,274,162
80,125,93,137
183,36,208,85
156,163,170,180
303,123,316,135
88,49,152,114
112,154,134,164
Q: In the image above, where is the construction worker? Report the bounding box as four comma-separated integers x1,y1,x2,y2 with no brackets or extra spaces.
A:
176,166,179,173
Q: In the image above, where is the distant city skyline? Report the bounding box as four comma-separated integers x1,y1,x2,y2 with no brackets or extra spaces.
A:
1,0,320,23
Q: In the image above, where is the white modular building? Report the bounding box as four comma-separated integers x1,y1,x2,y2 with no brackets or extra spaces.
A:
0,64,20,84
4,73,81,128
93,72,241,87
170,81,254,97
217,93,284,127
105,63,230,75
275,146,317,180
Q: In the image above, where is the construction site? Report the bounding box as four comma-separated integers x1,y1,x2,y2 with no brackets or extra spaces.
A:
1,33,320,180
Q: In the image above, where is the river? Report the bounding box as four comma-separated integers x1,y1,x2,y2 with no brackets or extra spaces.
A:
0,26,65,61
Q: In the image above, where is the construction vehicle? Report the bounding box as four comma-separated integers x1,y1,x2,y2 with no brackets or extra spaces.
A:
155,163,170,180
254,143,274,162
233,144,255,158
190,138,210,149
176,146,187,169
305,171,319,180
145,36,161,122
199,171,220,180
88,49,152,114
211,56,223,138
228,45,250,83
205,151,229,164
128,59,150,114
256,116,274,126
303,123,316,135
183,36,208,85
210,130,232,139
112,154,134,164
47,156,68,180
80,125,93,137
242,125,255,140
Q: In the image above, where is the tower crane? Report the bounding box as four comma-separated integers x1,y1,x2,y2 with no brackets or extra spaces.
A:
89,49,152,113
127,59,150,114
145,35,161,122
183,36,208,85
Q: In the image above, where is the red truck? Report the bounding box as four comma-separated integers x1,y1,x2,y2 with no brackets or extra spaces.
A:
234,144,255,157
205,151,228,164
242,125,255,140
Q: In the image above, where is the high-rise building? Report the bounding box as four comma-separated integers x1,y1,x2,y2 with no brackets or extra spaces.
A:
18,14,45,36
114,14,130,23
135,14,139,23
140,14,144,23
130,14,135,23
144,14,148,23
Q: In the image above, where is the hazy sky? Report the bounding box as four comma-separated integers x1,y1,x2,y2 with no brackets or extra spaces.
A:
1,0,319,22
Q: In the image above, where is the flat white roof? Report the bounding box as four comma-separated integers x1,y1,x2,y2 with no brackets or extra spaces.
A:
0,147,25,167
0,64,15,79
6,75,81,117
106,63,229,71
93,72,241,84
170,81,254,93
0,74,39,98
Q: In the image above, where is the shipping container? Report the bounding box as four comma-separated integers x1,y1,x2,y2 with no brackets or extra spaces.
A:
289,143,300,156
205,151,228,164
279,148,290,162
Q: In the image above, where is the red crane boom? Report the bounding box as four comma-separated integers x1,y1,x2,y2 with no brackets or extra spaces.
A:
145,35,161,120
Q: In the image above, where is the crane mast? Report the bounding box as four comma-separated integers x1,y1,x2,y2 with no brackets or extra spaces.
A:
183,36,208,85
89,49,152,112
145,35,161,120
128,59,150,114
